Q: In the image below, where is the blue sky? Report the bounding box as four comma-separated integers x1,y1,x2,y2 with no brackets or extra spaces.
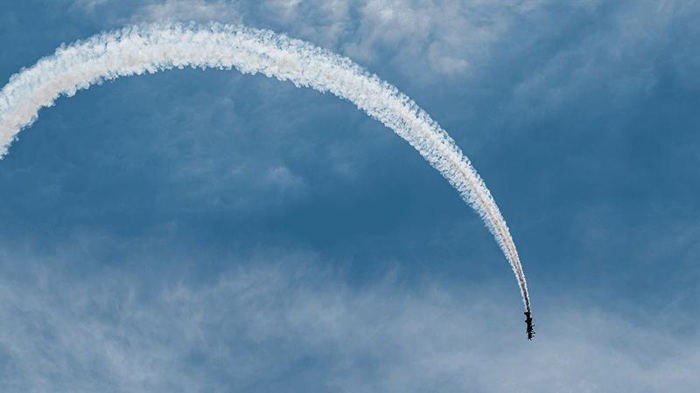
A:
1,0,699,391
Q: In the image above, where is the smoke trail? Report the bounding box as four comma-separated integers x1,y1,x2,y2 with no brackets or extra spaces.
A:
0,23,532,322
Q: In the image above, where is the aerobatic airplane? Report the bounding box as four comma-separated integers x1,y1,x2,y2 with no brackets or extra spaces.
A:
525,311,535,340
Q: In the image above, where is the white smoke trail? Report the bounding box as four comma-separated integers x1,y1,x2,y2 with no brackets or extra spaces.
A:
0,23,532,318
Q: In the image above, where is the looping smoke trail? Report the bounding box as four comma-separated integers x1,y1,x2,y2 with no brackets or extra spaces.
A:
0,23,532,325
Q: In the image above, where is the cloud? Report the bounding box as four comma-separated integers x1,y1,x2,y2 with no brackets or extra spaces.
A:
72,0,109,12
69,0,529,78
263,165,305,191
0,244,699,392
497,0,700,122
67,0,700,118
3,4,698,390
131,0,243,24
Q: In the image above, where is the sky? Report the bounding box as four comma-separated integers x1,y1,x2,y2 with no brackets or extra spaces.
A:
0,0,699,392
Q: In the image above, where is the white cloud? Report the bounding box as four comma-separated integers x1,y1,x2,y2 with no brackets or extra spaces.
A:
69,0,700,96
263,0,303,21
132,0,243,23
0,245,698,392
70,0,532,77
72,0,109,12
263,165,305,191
503,0,700,120
337,0,519,77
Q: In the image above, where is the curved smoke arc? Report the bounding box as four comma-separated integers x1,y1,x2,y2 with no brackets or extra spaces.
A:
0,23,532,327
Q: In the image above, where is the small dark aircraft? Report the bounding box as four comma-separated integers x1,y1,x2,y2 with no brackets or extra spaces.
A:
524,311,535,340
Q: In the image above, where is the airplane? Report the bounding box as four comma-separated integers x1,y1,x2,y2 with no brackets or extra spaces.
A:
524,311,535,340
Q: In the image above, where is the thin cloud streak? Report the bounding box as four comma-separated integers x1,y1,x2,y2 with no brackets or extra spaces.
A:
0,23,532,321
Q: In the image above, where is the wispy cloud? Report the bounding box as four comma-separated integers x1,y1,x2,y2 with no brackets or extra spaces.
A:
132,0,243,24
0,245,698,392
71,0,533,77
69,0,700,120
